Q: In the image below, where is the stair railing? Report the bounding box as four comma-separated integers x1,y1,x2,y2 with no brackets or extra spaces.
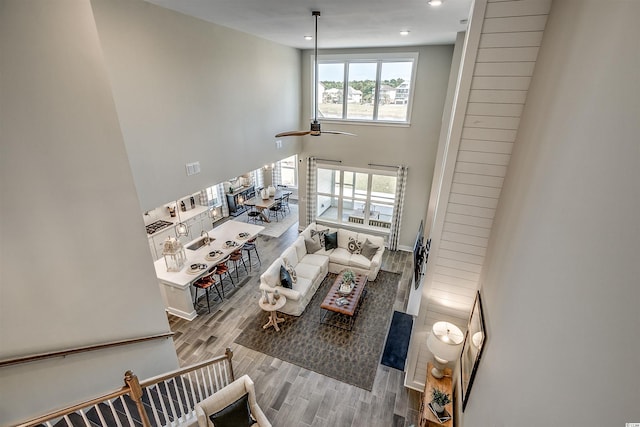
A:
16,348,235,427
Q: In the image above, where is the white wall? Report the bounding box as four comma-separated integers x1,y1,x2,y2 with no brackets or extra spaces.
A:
91,0,302,212
460,0,640,425
0,1,178,424
297,45,454,247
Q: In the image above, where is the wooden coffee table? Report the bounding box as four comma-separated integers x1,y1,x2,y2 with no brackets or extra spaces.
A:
320,271,367,330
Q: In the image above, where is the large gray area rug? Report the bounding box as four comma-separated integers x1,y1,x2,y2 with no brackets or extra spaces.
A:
234,270,401,391
232,202,298,238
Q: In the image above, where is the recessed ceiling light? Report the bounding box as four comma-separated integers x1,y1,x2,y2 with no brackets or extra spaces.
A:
428,0,443,6
400,30,410,36
304,35,313,41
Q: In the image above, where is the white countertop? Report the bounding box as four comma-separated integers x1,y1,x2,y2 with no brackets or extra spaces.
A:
154,220,264,288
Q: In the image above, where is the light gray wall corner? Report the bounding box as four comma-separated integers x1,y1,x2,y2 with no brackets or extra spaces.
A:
0,1,179,424
461,0,640,425
91,0,302,212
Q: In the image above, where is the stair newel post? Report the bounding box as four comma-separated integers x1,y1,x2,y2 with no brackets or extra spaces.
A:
225,347,235,381
124,370,152,427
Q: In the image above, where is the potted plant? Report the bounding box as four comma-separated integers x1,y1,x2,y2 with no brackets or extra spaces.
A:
339,270,356,295
342,270,355,284
431,387,451,413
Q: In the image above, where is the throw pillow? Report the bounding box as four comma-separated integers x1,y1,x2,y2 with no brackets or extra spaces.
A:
207,392,256,427
310,228,330,247
280,265,293,289
347,237,363,254
360,238,380,260
324,231,338,250
304,237,322,254
285,262,297,283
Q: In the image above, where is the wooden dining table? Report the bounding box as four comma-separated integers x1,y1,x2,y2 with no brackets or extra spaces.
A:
243,189,291,222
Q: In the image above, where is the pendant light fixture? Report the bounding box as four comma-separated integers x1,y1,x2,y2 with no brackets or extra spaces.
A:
175,201,189,237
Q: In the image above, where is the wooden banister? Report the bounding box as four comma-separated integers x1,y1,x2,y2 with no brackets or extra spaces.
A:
0,332,174,368
14,347,235,427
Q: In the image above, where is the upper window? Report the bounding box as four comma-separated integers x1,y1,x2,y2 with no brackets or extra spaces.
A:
316,53,418,124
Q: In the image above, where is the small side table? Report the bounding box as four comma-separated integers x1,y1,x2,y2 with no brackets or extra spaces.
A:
420,362,453,427
259,294,287,331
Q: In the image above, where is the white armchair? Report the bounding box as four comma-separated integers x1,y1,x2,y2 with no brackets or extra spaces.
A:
195,375,271,427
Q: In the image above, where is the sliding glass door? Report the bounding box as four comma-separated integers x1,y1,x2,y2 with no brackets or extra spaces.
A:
316,166,396,231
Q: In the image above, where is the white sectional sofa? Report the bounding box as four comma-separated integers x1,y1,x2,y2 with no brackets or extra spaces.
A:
300,223,386,281
259,222,385,316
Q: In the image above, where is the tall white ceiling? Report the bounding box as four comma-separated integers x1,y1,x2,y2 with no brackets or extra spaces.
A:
144,0,472,49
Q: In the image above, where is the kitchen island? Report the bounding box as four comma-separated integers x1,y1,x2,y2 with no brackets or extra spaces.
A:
155,220,264,320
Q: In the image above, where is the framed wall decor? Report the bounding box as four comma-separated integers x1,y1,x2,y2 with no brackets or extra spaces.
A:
460,290,486,411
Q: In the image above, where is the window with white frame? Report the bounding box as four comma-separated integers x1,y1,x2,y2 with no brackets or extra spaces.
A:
316,166,396,231
316,52,418,124
279,155,298,187
251,168,264,190
204,184,221,206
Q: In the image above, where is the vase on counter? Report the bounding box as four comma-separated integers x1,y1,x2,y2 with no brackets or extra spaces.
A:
261,188,269,200
268,185,276,196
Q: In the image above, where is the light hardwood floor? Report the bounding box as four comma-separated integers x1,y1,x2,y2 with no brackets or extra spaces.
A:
167,218,422,427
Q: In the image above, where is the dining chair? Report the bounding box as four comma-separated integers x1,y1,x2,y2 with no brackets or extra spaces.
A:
246,205,263,224
281,193,291,215
268,200,284,222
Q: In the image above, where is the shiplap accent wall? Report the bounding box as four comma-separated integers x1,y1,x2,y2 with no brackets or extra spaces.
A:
405,0,552,391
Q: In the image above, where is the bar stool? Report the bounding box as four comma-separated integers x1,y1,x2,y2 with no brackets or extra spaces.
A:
229,247,248,279
193,266,223,313
215,255,235,291
242,238,261,271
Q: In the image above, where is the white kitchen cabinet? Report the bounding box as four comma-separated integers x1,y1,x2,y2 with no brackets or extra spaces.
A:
148,236,158,260
190,211,214,239
187,215,202,239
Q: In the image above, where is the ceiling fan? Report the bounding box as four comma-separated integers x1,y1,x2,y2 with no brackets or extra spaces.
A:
275,11,356,138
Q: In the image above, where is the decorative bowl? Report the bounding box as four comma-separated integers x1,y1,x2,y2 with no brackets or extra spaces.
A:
338,283,354,296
